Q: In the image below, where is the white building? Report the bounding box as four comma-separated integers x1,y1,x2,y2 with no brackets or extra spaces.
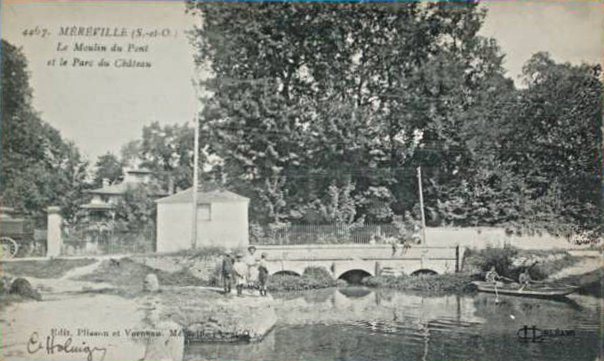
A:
155,187,249,253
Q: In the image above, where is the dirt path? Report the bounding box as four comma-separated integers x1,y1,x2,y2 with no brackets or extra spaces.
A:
2,257,184,361
59,258,103,280
17,259,113,295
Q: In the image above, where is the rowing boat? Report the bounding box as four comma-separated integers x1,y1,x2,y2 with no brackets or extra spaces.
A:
471,281,578,298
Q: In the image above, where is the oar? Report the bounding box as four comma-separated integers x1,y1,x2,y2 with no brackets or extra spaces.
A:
494,282,500,304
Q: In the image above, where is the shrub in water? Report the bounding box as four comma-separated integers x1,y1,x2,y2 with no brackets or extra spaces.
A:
464,245,518,276
362,273,475,294
267,266,338,291
303,266,334,281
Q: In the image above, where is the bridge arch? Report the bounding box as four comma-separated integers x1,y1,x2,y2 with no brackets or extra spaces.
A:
337,269,373,284
410,268,438,276
272,270,301,277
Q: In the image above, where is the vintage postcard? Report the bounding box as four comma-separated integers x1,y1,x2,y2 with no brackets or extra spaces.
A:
1,0,602,360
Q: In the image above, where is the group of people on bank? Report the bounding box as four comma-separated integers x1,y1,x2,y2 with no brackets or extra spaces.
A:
221,246,269,296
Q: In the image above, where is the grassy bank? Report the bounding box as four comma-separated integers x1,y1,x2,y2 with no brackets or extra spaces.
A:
77,257,206,288
74,247,587,297
362,273,477,294
0,294,31,309
361,247,584,295
463,246,579,281
76,258,342,293
556,269,602,296
1,258,96,279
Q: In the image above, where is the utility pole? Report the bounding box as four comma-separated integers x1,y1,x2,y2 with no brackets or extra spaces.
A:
417,166,427,246
191,75,202,249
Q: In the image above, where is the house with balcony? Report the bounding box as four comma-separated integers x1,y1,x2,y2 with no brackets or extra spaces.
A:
80,168,167,219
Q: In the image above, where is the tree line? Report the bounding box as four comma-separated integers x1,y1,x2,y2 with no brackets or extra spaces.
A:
1,1,602,241
186,1,602,240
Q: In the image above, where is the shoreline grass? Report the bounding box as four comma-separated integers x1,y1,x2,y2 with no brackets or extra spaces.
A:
362,272,478,294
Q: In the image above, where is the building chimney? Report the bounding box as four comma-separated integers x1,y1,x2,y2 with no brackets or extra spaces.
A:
102,178,110,188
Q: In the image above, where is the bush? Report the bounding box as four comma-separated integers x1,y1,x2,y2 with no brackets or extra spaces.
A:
267,266,341,291
521,251,577,280
303,266,333,281
362,273,476,294
463,245,519,276
463,246,578,281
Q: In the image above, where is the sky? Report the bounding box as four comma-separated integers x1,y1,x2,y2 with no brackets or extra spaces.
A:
2,0,603,163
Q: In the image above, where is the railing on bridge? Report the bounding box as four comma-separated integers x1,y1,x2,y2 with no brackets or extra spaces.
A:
251,223,411,245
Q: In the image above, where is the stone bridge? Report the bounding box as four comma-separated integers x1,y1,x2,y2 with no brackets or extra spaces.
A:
254,244,462,282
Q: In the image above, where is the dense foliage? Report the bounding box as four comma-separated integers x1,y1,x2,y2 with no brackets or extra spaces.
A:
362,273,476,294
268,266,342,291
187,1,602,240
1,40,89,225
93,153,123,187
463,246,578,281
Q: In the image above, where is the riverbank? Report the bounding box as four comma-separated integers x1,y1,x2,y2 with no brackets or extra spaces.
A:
1,246,597,297
0,247,600,361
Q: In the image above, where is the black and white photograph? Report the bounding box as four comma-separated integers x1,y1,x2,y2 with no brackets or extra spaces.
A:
1,0,602,360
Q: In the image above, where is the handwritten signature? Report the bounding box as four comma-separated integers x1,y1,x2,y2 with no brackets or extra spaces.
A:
27,332,107,361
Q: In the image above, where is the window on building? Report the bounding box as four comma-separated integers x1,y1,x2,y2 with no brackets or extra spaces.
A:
197,204,211,221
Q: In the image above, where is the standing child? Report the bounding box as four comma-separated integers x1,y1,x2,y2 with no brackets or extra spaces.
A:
258,252,269,296
221,251,234,294
245,246,259,288
233,253,247,296
391,239,398,257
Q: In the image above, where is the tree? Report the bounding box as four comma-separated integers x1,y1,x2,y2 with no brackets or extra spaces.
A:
499,53,602,238
187,3,602,241
1,39,89,224
114,184,160,233
187,1,512,225
137,121,196,192
120,140,142,168
94,153,123,187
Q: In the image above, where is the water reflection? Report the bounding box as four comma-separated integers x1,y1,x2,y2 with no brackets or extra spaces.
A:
186,288,601,361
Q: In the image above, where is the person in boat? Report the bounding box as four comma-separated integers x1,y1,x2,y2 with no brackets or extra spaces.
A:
518,269,532,290
485,266,502,284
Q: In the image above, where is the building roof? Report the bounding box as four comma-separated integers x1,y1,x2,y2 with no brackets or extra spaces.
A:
155,187,249,204
80,203,115,210
86,182,168,196
125,168,152,174
86,182,135,195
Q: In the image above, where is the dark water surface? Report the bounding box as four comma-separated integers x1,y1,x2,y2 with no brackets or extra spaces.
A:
185,288,601,361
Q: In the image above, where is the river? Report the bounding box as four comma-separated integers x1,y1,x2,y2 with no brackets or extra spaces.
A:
185,287,601,361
